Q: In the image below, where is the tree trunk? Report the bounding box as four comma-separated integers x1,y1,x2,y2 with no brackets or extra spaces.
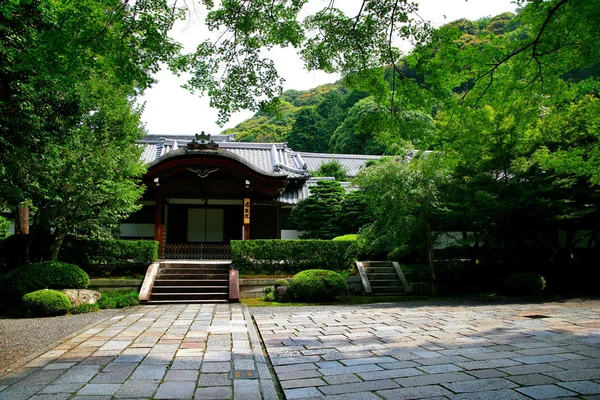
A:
15,206,30,235
426,221,437,296
49,228,67,261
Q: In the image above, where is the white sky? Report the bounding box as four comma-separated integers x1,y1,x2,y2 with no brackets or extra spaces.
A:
139,0,517,136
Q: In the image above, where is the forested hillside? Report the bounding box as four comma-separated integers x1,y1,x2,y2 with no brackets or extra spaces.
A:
221,12,529,155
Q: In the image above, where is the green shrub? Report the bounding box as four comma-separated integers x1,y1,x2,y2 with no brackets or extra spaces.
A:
71,303,100,314
98,290,139,309
290,269,347,302
332,234,357,241
274,279,289,288
60,238,158,277
263,291,275,302
7,261,90,297
504,272,546,296
22,289,72,317
231,240,357,273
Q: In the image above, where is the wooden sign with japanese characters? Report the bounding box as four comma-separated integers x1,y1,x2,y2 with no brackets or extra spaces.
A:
243,198,250,224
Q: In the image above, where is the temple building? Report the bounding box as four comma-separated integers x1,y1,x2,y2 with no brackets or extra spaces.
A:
120,133,380,259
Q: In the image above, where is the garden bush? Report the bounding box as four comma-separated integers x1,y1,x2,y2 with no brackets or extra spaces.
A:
504,272,546,296
290,269,347,302
274,279,289,288
71,303,100,314
7,261,90,297
22,289,72,317
60,238,158,277
98,290,140,309
231,239,357,273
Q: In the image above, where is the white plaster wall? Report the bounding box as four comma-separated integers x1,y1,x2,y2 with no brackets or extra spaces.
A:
120,223,154,237
281,229,301,239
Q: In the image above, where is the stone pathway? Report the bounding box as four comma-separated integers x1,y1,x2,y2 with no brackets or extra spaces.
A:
0,304,279,400
253,300,600,399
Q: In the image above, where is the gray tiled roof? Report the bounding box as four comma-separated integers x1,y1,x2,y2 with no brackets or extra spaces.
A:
138,135,381,204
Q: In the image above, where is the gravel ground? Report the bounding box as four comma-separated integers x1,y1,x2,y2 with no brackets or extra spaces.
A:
0,308,136,374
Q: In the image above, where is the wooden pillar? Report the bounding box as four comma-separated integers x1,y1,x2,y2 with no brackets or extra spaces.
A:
154,186,164,255
243,197,250,240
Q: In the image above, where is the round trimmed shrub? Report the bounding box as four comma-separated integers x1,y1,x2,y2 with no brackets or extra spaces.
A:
7,261,90,297
22,289,72,317
274,279,289,288
504,272,546,296
290,269,347,302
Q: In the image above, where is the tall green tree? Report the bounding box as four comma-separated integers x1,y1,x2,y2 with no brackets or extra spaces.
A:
291,180,346,239
0,0,181,260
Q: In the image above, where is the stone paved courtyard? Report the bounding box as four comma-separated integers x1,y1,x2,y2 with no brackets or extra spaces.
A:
0,299,599,399
253,300,600,399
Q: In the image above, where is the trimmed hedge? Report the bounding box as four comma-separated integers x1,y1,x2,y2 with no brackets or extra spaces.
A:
230,239,357,273
22,289,72,317
290,269,348,302
60,238,158,277
7,261,90,297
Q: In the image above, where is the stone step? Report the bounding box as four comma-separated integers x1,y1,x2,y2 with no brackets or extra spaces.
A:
150,292,229,301
370,286,405,293
152,286,229,294
157,267,229,274
153,279,228,286
366,273,399,280
156,273,229,280
147,299,229,304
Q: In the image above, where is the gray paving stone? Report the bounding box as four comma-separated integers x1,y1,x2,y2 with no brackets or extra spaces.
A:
442,378,518,393
198,373,231,387
14,370,64,386
164,369,198,381
234,379,261,400
320,364,383,376
456,359,522,370
319,379,399,395
170,357,203,370
357,367,423,381
278,369,323,381
36,384,81,394
395,372,476,387
546,369,600,382
340,357,397,366
284,387,323,399
0,385,44,400
114,380,159,398
260,379,280,400
419,363,463,374
498,363,562,375
558,381,600,395
322,392,382,400
129,365,167,380
281,378,327,389
323,374,362,385
377,384,453,399
194,386,232,400
274,363,318,374
200,362,231,373
448,389,529,400
466,369,507,378
516,384,578,399
76,383,122,396
511,355,566,364
154,381,196,399
89,372,129,384
506,373,559,386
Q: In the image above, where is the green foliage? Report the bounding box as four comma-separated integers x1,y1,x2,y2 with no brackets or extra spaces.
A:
274,279,289,288
0,217,10,238
289,269,348,302
339,190,372,234
21,290,72,317
71,303,100,314
7,261,90,297
59,239,158,277
332,234,357,241
504,272,547,296
0,0,181,261
98,290,140,309
230,239,357,273
291,180,346,239
313,160,347,181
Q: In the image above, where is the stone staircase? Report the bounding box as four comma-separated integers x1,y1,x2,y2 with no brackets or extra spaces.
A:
356,261,411,295
140,261,238,304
